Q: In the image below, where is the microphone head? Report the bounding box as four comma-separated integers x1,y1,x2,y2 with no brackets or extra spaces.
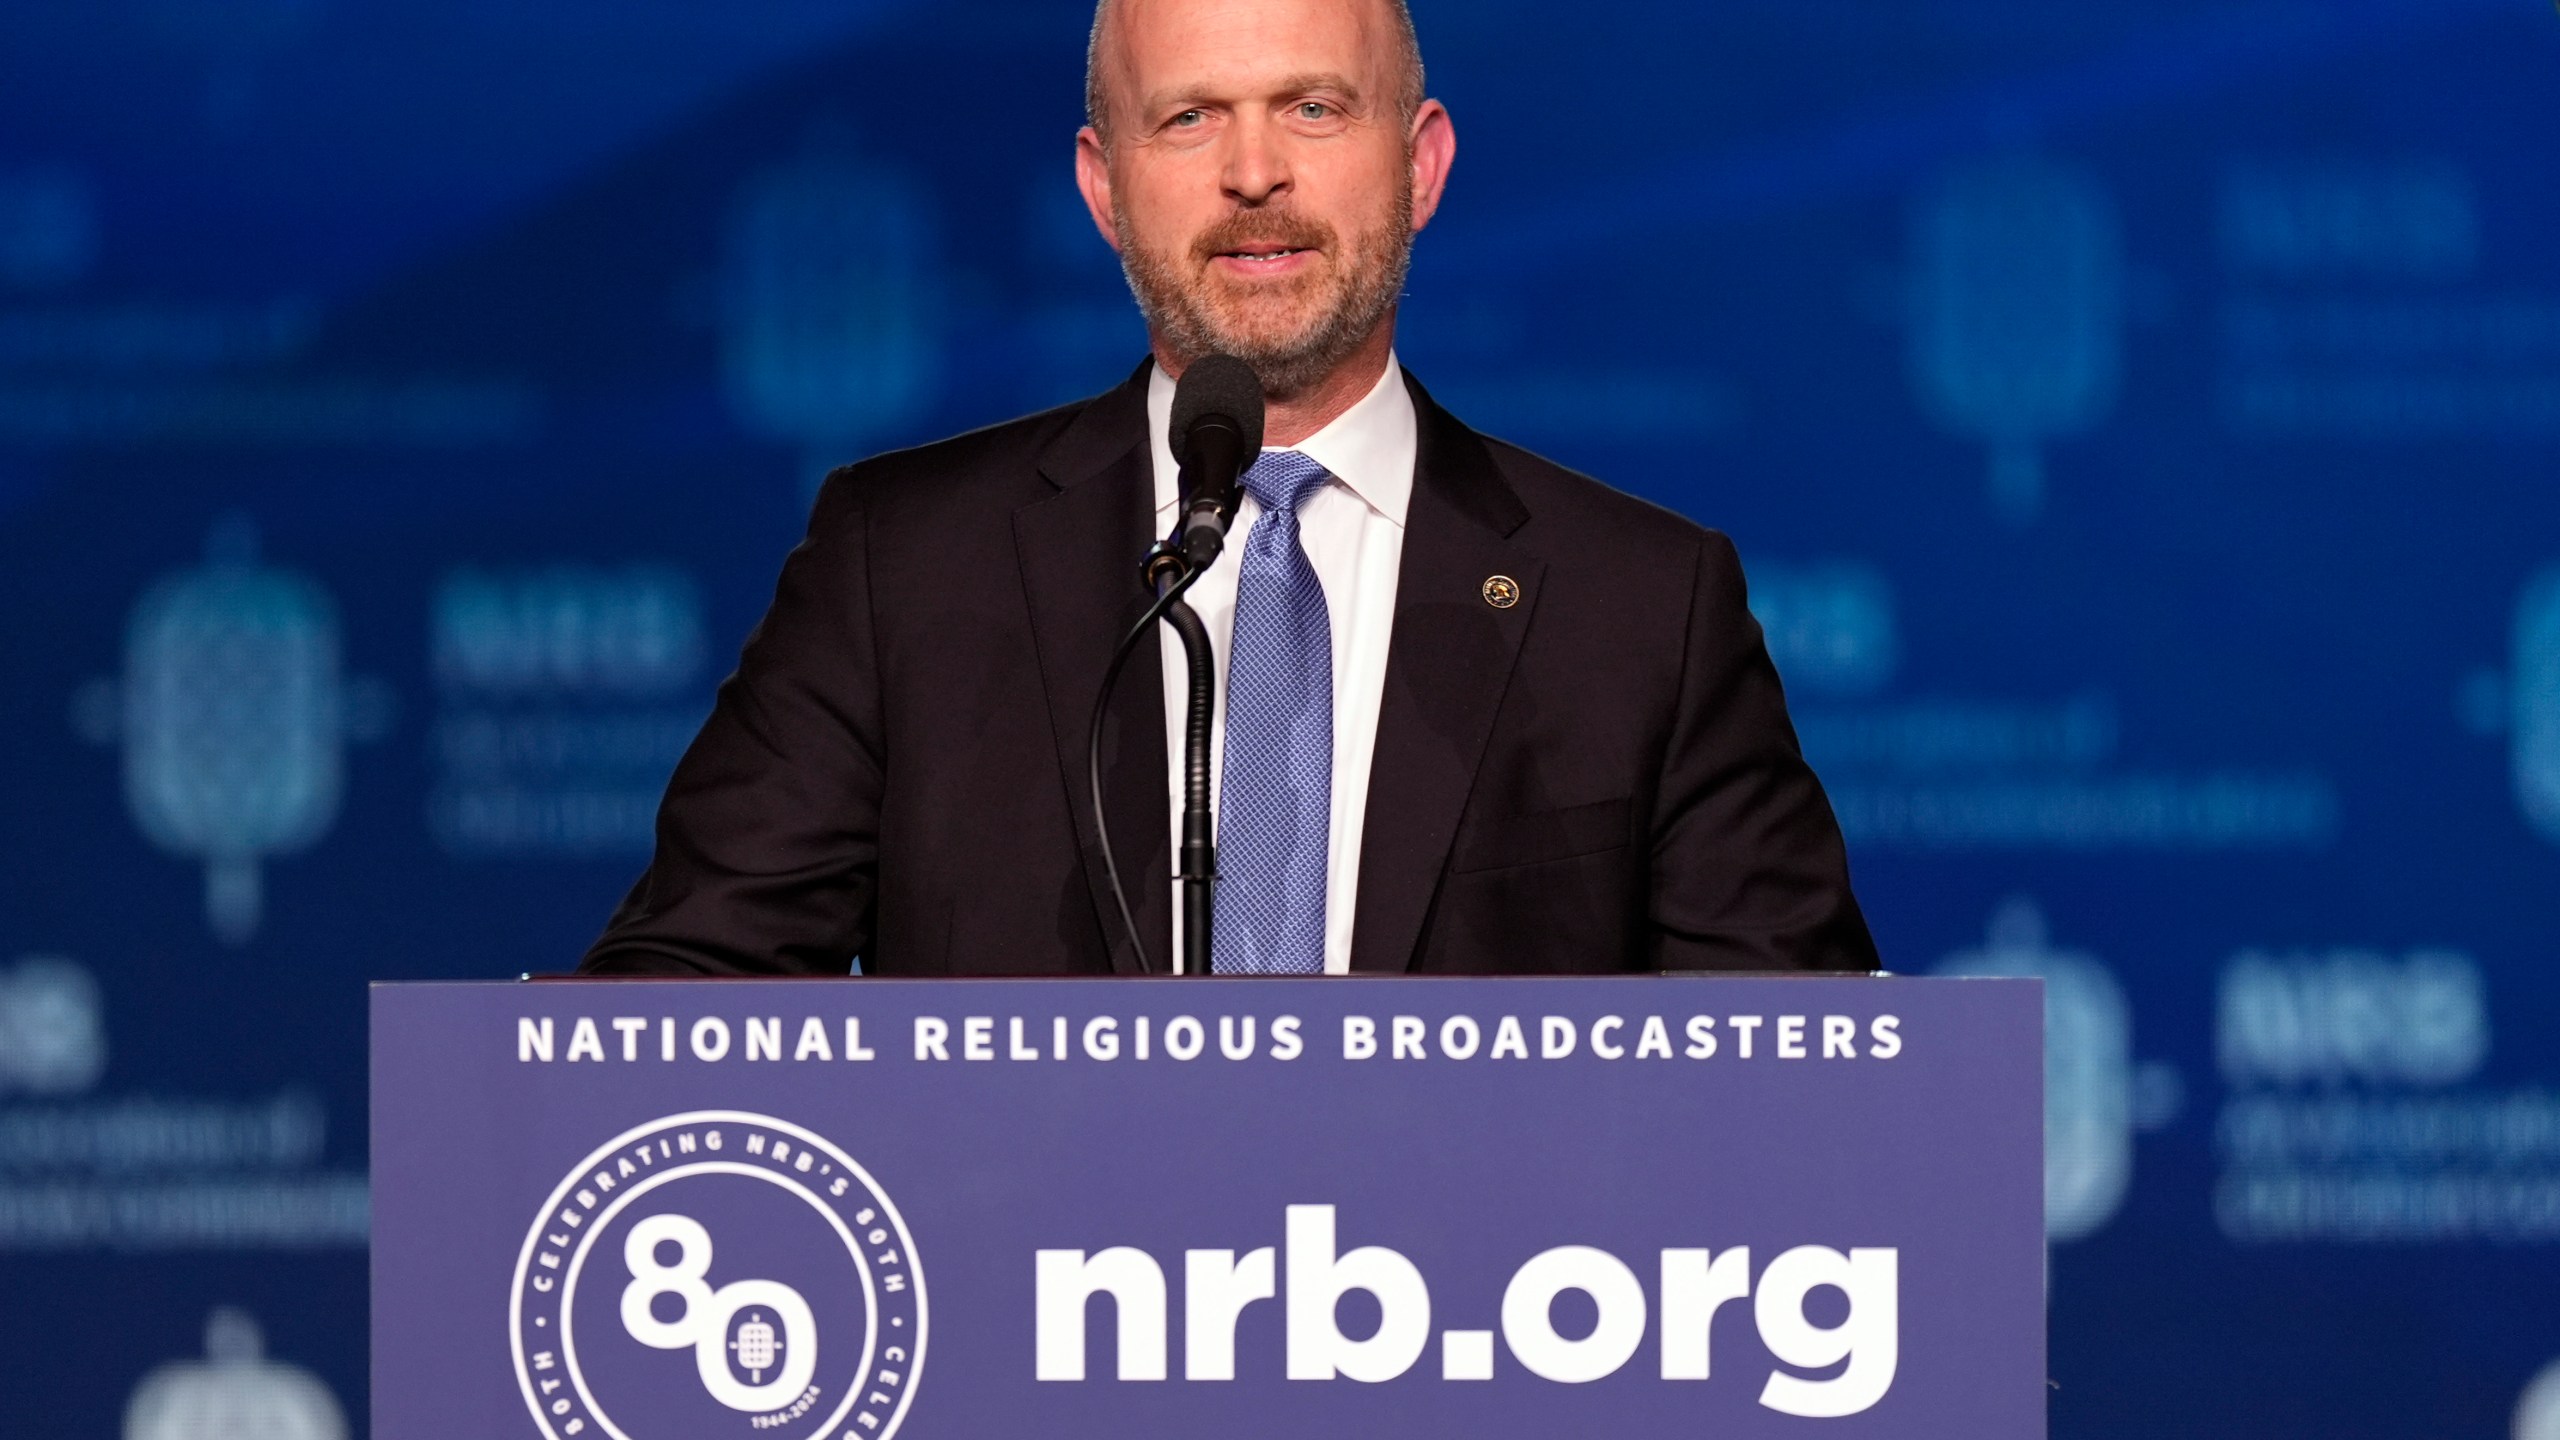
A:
1169,353,1265,463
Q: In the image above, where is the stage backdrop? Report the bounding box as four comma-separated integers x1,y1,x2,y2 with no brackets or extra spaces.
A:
2,1,2556,1435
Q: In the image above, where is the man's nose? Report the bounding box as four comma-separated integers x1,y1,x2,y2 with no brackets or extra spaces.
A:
1220,111,1292,205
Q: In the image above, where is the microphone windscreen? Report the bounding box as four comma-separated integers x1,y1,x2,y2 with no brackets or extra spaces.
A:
1169,354,1266,461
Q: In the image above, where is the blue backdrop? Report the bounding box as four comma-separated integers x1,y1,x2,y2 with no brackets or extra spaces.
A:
3,0,2556,1434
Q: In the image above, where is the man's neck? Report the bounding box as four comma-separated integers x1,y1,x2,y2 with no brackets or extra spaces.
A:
1152,323,1397,449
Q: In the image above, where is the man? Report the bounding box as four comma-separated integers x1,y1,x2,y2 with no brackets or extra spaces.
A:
579,0,1876,977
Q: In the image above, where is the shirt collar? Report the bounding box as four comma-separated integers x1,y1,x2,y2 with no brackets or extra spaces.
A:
1147,353,1417,528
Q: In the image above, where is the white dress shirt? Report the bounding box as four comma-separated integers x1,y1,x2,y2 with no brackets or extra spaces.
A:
1151,355,1416,975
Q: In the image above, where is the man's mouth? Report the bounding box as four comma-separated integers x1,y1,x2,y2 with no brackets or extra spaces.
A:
1215,244,1314,266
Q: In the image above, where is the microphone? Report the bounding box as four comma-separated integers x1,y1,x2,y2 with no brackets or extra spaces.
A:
1168,354,1265,573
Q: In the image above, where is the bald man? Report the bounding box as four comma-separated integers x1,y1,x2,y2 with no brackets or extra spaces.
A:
579,0,1877,978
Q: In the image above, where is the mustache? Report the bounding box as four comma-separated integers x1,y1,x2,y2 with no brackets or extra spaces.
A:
1190,208,1337,265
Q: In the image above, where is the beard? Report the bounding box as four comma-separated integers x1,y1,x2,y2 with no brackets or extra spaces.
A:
1114,180,1414,400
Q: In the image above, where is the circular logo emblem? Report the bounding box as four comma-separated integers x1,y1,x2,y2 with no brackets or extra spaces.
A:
510,1111,926,1440
1482,574,1521,610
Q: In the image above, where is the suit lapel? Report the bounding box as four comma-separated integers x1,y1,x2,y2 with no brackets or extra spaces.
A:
1349,375,1544,973
1014,364,1172,974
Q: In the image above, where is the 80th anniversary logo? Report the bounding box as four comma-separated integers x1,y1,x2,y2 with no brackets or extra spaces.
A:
509,1112,927,1440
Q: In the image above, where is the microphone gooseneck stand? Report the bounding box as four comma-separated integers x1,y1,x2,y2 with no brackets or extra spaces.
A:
1090,540,1222,977
1155,551,1219,975
1091,351,1261,978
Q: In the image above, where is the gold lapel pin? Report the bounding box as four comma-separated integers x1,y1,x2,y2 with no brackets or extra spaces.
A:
1482,575,1520,610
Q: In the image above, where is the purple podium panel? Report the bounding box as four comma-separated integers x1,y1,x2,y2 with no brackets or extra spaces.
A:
372,976,2044,1439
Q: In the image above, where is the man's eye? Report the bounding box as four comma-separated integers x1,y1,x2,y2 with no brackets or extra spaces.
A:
1172,110,1206,127
1297,102,1331,120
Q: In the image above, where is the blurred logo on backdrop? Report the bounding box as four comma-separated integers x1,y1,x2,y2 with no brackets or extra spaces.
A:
124,1307,347,1440
1749,562,1899,700
2520,1358,2560,1440
0,155,536,451
1905,155,2127,525
71,518,391,945
2455,565,2560,845
2221,157,2476,283
510,1112,927,1440
0,954,365,1249
2215,944,2560,1244
722,140,946,494
429,565,708,858
1753,561,2338,852
0,956,107,1095
1936,900,2181,1245
2217,157,2560,442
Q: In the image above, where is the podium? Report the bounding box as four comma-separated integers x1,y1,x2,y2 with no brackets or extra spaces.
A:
372,976,2044,1438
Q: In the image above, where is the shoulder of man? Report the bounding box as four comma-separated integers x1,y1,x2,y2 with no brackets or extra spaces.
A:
1437,402,1743,585
805,380,1135,531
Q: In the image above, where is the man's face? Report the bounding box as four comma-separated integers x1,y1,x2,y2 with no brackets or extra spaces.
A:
1076,0,1453,397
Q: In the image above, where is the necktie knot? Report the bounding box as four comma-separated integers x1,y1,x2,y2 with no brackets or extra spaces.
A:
1242,450,1331,515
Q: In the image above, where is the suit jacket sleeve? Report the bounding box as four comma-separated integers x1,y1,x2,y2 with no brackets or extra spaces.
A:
578,469,885,976
1648,532,1879,972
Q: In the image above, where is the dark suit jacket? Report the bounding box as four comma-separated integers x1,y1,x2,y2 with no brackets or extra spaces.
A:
579,363,1876,977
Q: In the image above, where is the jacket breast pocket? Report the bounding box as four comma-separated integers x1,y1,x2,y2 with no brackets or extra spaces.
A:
1451,796,1634,874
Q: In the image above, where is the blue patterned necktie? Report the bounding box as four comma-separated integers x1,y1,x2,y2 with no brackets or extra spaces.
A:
1213,450,1335,975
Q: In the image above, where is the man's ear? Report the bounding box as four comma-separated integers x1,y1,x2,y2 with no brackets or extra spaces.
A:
1074,128,1123,253
1407,99,1456,234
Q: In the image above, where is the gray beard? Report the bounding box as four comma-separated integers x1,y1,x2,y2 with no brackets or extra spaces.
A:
1114,192,1414,400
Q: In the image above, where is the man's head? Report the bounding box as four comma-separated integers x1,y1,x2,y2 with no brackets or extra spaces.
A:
1075,0,1455,401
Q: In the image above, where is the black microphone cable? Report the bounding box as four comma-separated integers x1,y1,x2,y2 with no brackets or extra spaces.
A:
1088,550,1203,975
